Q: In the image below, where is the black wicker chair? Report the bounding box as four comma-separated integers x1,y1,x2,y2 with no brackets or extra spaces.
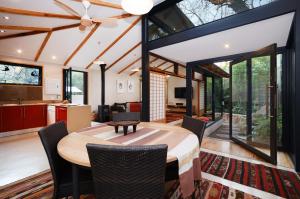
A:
86,144,168,199
38,121,94,199
112,112,140,122
182,115,206,146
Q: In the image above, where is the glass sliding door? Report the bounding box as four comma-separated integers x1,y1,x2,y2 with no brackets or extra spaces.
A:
63,69,88,105
71,71,86,104
230,61,248,138
251,56,272,155
230,44,277,164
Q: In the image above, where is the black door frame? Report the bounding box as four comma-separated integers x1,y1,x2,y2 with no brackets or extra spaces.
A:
229,44,277,164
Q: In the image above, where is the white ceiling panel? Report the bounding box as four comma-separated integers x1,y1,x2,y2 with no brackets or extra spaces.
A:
63,0,126,18
109,45,141,73
0,0,71,14
0,13,79,28
38,27,90,64
0,33,47,60
69,16,140,68
151,13,294,64
0,29,29,36
100,21,141,70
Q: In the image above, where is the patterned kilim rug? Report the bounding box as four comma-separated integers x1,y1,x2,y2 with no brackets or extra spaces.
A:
1,151,299,199
200,151,300,198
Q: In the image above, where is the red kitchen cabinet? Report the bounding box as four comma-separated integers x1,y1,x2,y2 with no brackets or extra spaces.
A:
56,106,67,125
23,105,47,129
1,106,24,132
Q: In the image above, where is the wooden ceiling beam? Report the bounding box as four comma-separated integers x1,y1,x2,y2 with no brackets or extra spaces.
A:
155,61,167,68
64,23,101,66
149,57,159,64
129,58,160,76
34,31,52,61
129,67,141,76
52,23,80,31
0,31,48,40
86,16,141,69
54,0,81,17
0,7,80,20
106,42,141,71
111,13,133,19
163,64,174,71
0,25,51,32
150,52,186,68
72,0,122,9
118,57,141,74
0,23,80,40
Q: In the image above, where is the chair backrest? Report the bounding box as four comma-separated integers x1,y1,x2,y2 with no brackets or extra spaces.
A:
182,115,206,146
38,122,71,194
112,112,140,122
86,144,168,199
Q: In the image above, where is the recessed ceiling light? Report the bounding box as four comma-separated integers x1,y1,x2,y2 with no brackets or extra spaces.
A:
0,30,5,33
17,49,22,54
224,44,230,49
3,16,10,20
52,55,57,60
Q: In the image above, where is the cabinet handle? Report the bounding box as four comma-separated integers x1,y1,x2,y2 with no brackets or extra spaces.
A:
23,109,25,118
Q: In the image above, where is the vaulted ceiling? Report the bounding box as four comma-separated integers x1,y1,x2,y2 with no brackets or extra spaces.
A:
0,0,165,75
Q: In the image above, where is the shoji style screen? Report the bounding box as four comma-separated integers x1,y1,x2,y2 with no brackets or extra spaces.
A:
150,73,166,121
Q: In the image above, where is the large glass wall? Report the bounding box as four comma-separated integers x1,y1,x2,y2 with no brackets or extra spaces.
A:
205,76,224,122
214,77,223,119
214,54,283,146
148,0,276,41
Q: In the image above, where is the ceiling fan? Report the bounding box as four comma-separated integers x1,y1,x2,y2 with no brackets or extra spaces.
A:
55,0,119,31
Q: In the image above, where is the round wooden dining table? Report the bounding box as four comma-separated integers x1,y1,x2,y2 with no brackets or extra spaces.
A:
57,122,201,199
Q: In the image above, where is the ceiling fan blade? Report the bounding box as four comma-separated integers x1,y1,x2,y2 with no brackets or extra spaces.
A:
54,0,81,17
92,17,117,25
79,24,86,31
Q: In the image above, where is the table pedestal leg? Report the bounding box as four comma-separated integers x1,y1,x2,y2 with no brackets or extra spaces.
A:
123,126,128,135
114,126,119,133
133,125,137,132
72,164,80,199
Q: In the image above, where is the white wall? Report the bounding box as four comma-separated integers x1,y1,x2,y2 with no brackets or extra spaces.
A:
0,56,141,112
88,69,141,112
167,76,197,106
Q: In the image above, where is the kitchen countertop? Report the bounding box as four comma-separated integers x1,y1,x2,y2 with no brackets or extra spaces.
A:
0,103,89,107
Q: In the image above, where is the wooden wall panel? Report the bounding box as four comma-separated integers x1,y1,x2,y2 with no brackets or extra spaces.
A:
0,85,43,101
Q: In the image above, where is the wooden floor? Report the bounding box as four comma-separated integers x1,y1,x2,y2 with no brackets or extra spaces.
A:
0,127,295,188
201,137,295,169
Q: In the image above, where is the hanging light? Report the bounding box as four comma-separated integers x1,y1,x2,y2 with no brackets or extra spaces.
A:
121,0,154,15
